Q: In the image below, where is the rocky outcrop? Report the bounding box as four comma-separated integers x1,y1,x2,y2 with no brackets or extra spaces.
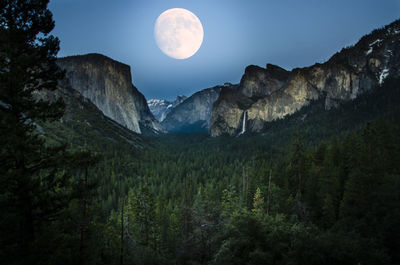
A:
57,53,164,134
162,83,236,132
148,95,187,122
210,19,400,136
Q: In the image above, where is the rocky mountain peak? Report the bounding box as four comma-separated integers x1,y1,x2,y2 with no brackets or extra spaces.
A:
57,53,164,134
239,64,290,99
161,84,236,133
210,19,400,137
148,95,187,122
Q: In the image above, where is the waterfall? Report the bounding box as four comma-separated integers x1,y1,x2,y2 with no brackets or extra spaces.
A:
242,110,247,134
237,110,247,137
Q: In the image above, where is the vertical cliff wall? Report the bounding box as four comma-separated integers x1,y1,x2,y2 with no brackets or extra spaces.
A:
57,54,164,134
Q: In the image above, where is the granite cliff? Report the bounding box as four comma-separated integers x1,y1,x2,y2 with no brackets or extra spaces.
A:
57,53,164,134
162,84,236,132
33,80,144,148
210,19,400,136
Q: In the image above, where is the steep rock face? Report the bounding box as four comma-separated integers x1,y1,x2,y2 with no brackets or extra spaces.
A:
210,19,400,136
162,84,235,132
148,95,187,122
57,53,164,134
33,82,144,148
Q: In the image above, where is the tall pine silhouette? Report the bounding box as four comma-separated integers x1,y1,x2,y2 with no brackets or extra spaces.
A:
0,0,68,262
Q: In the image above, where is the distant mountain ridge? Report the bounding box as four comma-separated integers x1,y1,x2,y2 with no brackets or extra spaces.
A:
210,19,400,136
57,53,164,134
148,95,187,122
161,83,237,133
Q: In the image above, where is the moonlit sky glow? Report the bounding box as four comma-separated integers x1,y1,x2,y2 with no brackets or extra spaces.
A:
49,0,399,100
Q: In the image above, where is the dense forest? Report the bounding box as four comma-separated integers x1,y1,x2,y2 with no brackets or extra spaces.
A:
1,1,400,265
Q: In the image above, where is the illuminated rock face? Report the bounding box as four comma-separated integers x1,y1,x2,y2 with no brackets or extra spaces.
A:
57,53,164,134
210,20,400,136
161,85,230,133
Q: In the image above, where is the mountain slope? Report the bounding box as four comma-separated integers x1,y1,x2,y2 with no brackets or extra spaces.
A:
35,82,145,150
161,83,236,132
210,19,400,136
57,53,164,135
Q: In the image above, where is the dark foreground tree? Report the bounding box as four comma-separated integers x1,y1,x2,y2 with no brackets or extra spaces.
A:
70,151,102,265
0,0,68,263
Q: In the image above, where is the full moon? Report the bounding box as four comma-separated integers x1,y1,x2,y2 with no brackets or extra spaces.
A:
154,8,204,60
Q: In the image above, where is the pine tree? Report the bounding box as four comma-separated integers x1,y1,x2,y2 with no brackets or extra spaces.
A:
252,187,265,215
221,186,239,219
68,151,101,265
0,0,67,262
287,129,308,199
128,186,157,248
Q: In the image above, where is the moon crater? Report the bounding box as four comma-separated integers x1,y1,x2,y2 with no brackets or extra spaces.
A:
154,8,204,59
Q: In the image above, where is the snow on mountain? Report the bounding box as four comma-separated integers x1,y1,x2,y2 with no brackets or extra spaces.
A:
147,96,187,122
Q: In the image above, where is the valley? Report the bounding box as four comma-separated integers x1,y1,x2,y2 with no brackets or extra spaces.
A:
36,72,400,264
1,3,400,264
48,19,400,264
32,19,400,265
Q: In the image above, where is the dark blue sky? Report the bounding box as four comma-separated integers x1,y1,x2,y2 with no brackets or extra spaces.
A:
49,0,399,101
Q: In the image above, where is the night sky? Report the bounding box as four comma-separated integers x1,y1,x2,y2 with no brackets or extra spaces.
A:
49,0,400,101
